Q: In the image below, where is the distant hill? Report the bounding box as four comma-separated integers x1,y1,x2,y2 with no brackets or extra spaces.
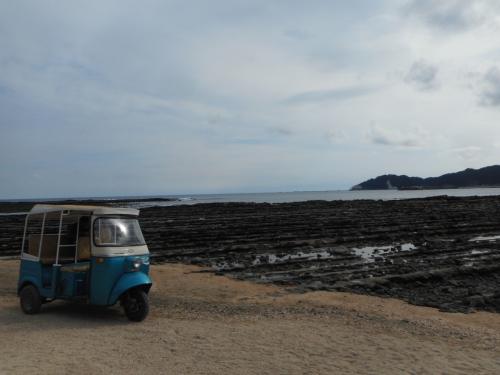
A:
351,165,500,190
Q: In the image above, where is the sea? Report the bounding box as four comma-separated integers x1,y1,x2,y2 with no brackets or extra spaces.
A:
127,187,500,208
3,187,500,210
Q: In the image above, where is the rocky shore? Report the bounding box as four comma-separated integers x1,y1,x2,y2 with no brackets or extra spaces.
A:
2,195,500,313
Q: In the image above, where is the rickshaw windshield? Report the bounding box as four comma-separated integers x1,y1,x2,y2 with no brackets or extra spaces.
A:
93,217,146,247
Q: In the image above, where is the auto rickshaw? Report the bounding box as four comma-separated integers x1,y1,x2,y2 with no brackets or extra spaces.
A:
17,204,152,321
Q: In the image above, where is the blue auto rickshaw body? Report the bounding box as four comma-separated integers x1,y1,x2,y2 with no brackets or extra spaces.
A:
89,255,151,305
17,204,152,321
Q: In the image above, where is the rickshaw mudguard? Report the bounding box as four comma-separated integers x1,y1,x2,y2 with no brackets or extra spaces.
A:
18,259,40,293
108,272,152,305
17,275,39,295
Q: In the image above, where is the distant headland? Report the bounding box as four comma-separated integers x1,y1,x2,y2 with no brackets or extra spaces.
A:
351,165,500,190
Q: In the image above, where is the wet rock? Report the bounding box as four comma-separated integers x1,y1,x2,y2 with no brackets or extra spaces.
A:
190,257,204,265
466,295,485,308
331,246,350,255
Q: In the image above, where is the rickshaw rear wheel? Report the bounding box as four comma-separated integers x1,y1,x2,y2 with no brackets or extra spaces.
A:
122,288,149,322
20,285,42,315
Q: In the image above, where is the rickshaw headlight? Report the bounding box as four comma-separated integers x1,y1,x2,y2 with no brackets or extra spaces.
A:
132,259,142,271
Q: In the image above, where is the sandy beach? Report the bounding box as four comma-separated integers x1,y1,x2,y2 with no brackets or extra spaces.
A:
1,259,500,374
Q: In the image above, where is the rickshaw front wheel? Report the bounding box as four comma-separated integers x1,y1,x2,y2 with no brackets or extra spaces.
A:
20,285,42,315
122,288,149,322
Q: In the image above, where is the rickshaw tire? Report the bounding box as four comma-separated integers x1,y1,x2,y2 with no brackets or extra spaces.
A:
123,288,149,322
20,285,42,315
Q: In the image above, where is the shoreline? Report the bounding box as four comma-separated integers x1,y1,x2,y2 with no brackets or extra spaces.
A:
3,187,500,210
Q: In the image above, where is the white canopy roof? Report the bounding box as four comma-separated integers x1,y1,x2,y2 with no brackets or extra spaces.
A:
29,204,139,216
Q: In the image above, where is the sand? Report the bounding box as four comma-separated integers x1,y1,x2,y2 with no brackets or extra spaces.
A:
1,259,500,374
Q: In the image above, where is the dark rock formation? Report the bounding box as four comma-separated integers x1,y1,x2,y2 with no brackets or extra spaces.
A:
2,195,500,313
352,165,500,190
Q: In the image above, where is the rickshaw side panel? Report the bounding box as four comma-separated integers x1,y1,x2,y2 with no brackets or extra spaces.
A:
89,257,127,305
108,272,152,305
18,259,55,299
18,259,42,293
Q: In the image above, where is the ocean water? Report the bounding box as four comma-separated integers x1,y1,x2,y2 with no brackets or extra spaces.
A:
114,187,500,208
3,188,500,210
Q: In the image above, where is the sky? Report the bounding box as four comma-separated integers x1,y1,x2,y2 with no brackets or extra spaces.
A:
1,0,500,199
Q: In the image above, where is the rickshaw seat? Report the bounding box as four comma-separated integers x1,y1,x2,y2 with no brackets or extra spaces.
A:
28,235,88,265
29,234,59,264
77,237,91,261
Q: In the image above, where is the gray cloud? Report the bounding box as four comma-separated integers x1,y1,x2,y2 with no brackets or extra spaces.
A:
269,126,293,136
325,129,347,143
449,146,482,160
405,61,438,91
403,0,487,32
283,29,312,41
284,85,378,105
368,126,426,148
479,67,500,107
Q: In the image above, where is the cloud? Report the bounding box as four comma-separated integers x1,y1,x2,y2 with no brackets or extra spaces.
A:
284,85,378,105
479,67,500,107
448,146,483,160
367,125,428,148
404,61,438,91
269,126,293,136
325,129,347,143
403,0,490,32
283,29,312,41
